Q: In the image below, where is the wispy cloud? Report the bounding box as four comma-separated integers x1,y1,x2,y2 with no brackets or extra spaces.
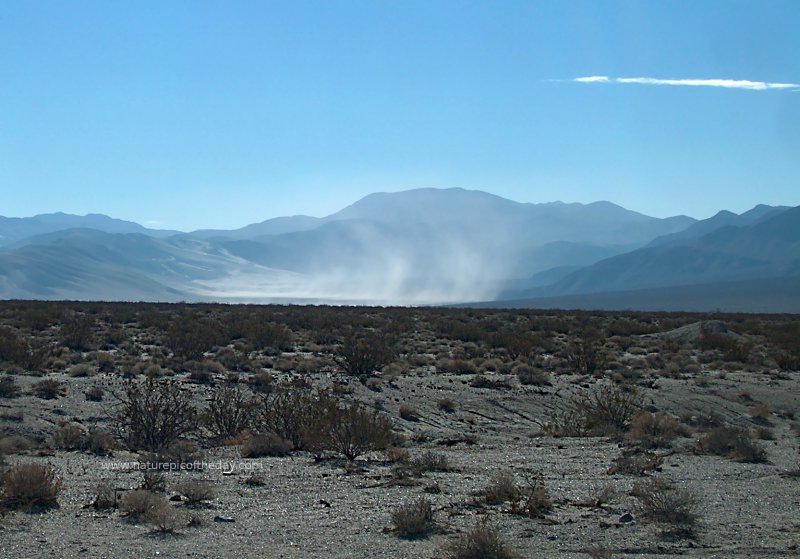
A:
572,76,799,91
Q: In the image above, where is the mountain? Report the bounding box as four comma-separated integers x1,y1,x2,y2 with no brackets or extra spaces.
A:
0,188,698,304
186,215,322,240
466,275,800,314
531,204,800,297
647,204,790,247
0,212,178,248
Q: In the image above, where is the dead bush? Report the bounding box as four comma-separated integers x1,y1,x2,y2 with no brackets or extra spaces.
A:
442,519,521,559
437,397,456,413
204,384,258,439
552,383,644,437
336,331,396,381
608,449,664,475
399,404,420,421
514,365,551,386
698,426,767,463
632,477,700,536
31,378,66,400
174,479,215,506
85,386,104,401
51,424,88,451
121,489,185,532
0,376,20,398
482,470,519,505
121,489,164,519
508,471,552,518
625,412,685,449
391,498,435,538
258,388,327,450
308,400,393,460
240,433,292,458
1,463,62,512
115,378,197,452
408,451,452,474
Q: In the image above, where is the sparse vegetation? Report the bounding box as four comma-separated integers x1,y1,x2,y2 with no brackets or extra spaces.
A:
0,301,796,555
698,425,767,463
1,463,62,512
442,519,521,559
391,497,435,538
115,378,198,452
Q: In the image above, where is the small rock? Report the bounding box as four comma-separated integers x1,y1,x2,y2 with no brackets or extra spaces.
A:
619,512,633,523
213,515,235,523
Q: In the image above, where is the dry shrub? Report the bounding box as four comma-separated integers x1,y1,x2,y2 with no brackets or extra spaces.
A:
483,470,519,505
32,378,66,399
587,545,614,559
748,403,772,422
308,400,394,460
336,331,396,381
121,489,185,532
386,446,410,463
607,449,663,475
85,386,104,401
698,426,767,463
391,498,435,538
437,397,456,413
241,433,292,458
115,378,197,452
88,482,117,509
508,471,552,518
0,376,20,398
632,478,700,537
399,405,420,421
174,479,215,506
68,363,95,377
203,384,258,439
551,383,644,437
258,388,323,449
51,424,87,451
625,412,685,449
408,451,452,474
442,519,521,559
1,463,62,512
513,364,551,386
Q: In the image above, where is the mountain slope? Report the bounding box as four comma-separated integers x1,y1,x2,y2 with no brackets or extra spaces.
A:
0,212,179,247
648,204,790,247
538,205,800,297
0,188,700,304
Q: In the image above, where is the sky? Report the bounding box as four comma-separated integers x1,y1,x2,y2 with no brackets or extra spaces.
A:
1,0,798,231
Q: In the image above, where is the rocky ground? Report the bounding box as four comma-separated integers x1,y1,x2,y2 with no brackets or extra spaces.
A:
0,303,799,558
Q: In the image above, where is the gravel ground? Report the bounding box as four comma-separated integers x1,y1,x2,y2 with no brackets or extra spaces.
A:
2,363,799,559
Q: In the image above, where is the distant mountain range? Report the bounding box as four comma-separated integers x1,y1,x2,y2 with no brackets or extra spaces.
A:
0,188,797,311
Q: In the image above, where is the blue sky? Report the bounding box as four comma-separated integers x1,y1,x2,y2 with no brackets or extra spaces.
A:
1,1,798,231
